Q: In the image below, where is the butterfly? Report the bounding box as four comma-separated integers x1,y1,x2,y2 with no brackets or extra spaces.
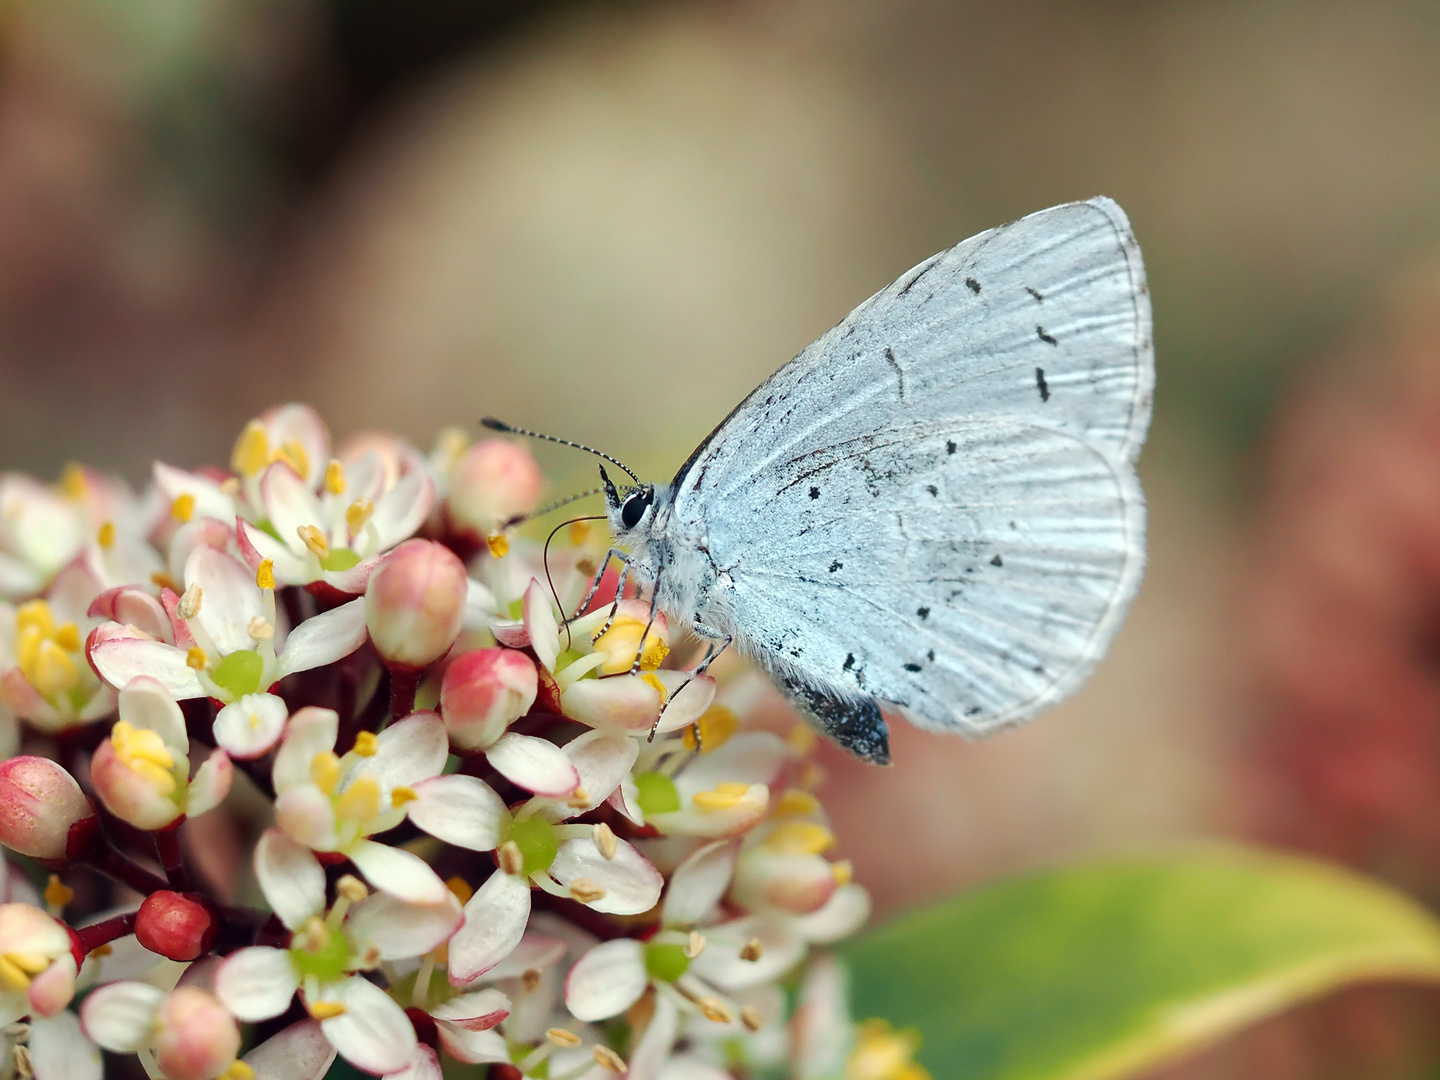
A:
491,197,1152,764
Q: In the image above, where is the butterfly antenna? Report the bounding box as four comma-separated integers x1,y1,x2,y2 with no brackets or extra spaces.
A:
500,487,606,530
481,418,641,484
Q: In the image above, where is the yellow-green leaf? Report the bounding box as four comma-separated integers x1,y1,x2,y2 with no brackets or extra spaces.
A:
839,846,1440,1080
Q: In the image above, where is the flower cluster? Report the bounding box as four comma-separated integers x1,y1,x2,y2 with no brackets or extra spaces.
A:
0,405,909,1080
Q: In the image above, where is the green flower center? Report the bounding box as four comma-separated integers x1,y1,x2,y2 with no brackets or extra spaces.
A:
644,941,690,983
634,772,681,816
509,814,559,876
320,548,361,572
211,649,263,699
290,919,351,984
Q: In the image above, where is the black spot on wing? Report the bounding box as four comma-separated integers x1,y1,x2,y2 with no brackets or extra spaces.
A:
1026,286,1044,302
808,486,820,500
884,346,907,400
945,440,957,455
829,560,843,573
925,484,938,497
843,653,856,671
990,554,1004,567
965,277,981,294
898,259,940,298
903,663,922,673
1036,326,1058,346
916,606,930,620
1035,367,1051,402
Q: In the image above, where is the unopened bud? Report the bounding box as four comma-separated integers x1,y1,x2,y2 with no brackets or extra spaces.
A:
135,891,217,962
446,440,543,538
155,987,241,1080
0,757,97,861
440,648,538,751
364,540,468,671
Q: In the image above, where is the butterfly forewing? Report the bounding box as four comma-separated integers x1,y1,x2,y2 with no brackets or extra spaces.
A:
668,197,1152,735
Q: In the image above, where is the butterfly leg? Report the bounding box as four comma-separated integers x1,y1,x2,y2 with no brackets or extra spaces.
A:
571,546,632,641
648,623,732,746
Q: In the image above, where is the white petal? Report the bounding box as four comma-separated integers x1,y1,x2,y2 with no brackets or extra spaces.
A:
278,598,367,677
80,980,164,1052
792,957,853,1080
564,939,647,1022
153,463,235,527
483,933,567,981
262,404,332,489
347,892,462,961
464,578,498,631
675,732,790,796
650,671,717,734
628,993,680,1080
560,675,661,731
347,839,448,904
437,1023,510,1065
551,838,662,916
272,707,338,794
429,987,509,1029
237,520,311,585
544,728,637,820
186,747,233,816
663,840,739,927
215,947,300,1022
348,710,447,790
259,462,322,555
275,783,340,851
117,676,187,748
186,546,264,655
659,1056,732,1080
691,917,807,991
319,977,416,1076
255,828,327,930
388,1044,443,1080
522,580,559,672
213,693,290,759
608,774,644,826
487,732,579,796
89,637,205,698
789,883,871,945
242,1019,336,1080
368,469,434,549
448,871,531,983
29,1009,101,1080
407,775,507,851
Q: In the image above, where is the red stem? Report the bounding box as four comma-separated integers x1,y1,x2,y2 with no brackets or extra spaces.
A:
154,824,192,892
92,843,169,896
76,910,137,954
389,669,419,719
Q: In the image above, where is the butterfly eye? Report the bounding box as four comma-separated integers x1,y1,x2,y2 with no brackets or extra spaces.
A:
621,491,652,529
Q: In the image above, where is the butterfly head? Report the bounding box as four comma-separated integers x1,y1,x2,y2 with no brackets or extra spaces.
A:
600,465,656,535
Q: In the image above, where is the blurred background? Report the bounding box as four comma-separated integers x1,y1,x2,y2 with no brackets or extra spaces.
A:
5,0,1440,1075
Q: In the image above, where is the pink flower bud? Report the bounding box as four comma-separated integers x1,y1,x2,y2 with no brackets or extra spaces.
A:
89,735,183,832
0,757,97,860
136,891,216,962
154,987,241,1080
441,648,539,750
447,440,542,537
365,539,468,671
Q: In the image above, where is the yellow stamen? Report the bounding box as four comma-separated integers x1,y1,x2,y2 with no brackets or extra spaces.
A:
151,570,180,592
569,878,606,904
52,622,80,653
764,821,836,856
390,785,418,808
686,931,705,959
88,943,113,958
592,822,617,860
222,1062,257,1080
593,1046,626,1073
594,616,670,674
485,534,510,558
247,616,274,642
298,916,330,953
111,720,177,794
15,600,55,639
641,672,668,705
775,789,821,817
255,559,275,590
739,938,763,962
276,439,310,481
43,875,73,910
310,752,341,795
446,876,474,905
296,525,329,560
231,422,270,477
170,494,197,523
546,1028,582,1048
324,460,347,496
177,584,202,620
344,498,373,537
740,1005,764,1032
26,640,79,697
699,996,734,1024
569,519,593,546
336,875,368,903
433,427,469,470
335,775,380,820
522,968,541,993
0,956,32,992
847,1021,928,1080
59,463,87,500
307,1001,346,1021
832,859,854,887
186,646,209,670
497,841,524,877
352,731,378,757
566,786,591,809
691,781,753,812
96,521,116,549
683,705,738,753
786,723,818,755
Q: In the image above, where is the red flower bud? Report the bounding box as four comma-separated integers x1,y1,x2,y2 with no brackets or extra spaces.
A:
440,648,538,750
0,756,97,860
365,539,468,671
447,440,542,538
135,891,217,962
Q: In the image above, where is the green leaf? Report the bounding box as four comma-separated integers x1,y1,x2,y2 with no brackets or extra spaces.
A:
839,845,1440,1080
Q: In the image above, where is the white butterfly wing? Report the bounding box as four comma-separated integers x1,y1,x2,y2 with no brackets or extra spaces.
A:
669,197,1152,736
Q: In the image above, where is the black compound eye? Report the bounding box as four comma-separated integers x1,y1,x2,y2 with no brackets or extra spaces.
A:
621,491,651,529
